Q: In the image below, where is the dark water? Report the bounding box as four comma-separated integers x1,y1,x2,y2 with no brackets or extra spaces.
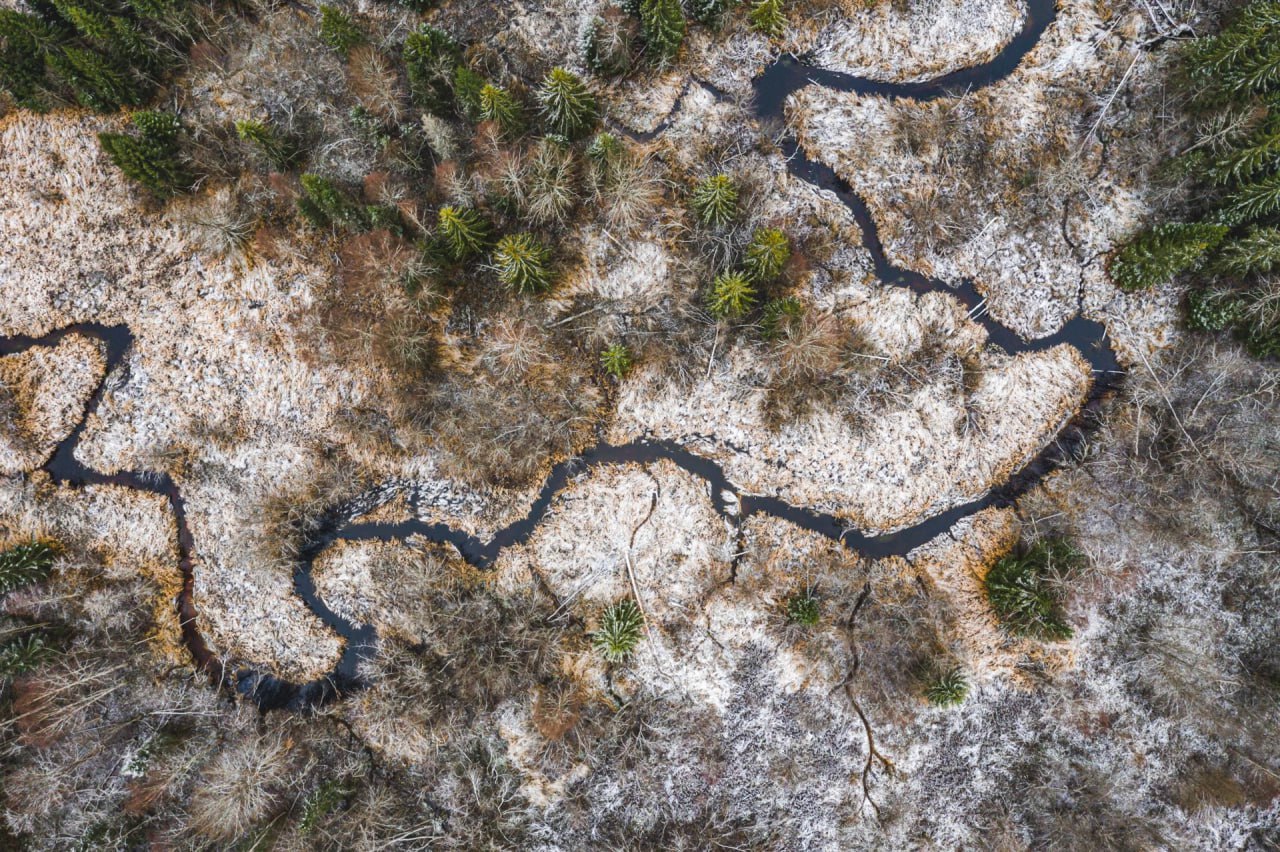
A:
0,0,1121,710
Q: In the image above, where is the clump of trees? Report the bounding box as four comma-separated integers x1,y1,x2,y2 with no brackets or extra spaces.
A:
0,0,195,111
1110,0,1280,358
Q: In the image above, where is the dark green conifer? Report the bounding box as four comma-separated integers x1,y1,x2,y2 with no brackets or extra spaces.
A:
318,5,363,54
639,0,685,62
437,205,491,261
690,173,738,228
403,23,460,113
98,109,192,196
298,173,368,230
536,67,597,139
1110,222,1229,291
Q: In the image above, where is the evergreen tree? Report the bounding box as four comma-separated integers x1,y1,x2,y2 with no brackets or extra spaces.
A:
318,5,363,54
0,540,59,597
1223,171,1280,223
478,83,523,137
98,109,192,197
0,10,58,110
51,44,146,110
235,118,302,170
743,227,790,280
1110,222,1229,291
600,343,632,377
760,295,802,339
1184,287,1243,332
536,67,597,140
748,0,786,37
640,0,685,62
403,23,459,112
688,0,737,28
437,205,491,261
297,173,368,230
1216,226,1280,276
690,173,738,228
493,233,553,293
451,64,485,120
707,270,756,317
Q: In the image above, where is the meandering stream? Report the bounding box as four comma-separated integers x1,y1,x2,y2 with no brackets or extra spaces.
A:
0,0,1121,710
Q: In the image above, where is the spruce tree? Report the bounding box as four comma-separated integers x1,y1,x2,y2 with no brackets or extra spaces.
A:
0,10,57,110
536,67,597,140
1223,171,1280,223
493,233,553,293
52,44,146,110
640,0,685,62
690,173,738,228
748,0,786,37
1110,222,1229,292
437,205,491,261
403,23,460,112
98,109,192,197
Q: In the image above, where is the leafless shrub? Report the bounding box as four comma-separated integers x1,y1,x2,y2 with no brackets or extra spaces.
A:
188,731,292,841
347,46,406,125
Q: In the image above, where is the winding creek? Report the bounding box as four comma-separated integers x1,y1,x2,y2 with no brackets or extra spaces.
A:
0,0,1122,711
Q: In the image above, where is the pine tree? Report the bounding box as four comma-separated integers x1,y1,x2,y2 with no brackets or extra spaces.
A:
235,118,301,170
748,0,786,37
600,343,632,377
403,23,460,112
493,233,553,294
98,109,192,196
437,205,491,261
1110,222,1229,291
298,173,368,230
0,540,59,596
689,0,737,28
478,83,523,137
318,5,363,54
640,0,685,62
690,173,738,228
707,270,756,317
536,67,597,140
743,227,790,280
760,296,802,339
